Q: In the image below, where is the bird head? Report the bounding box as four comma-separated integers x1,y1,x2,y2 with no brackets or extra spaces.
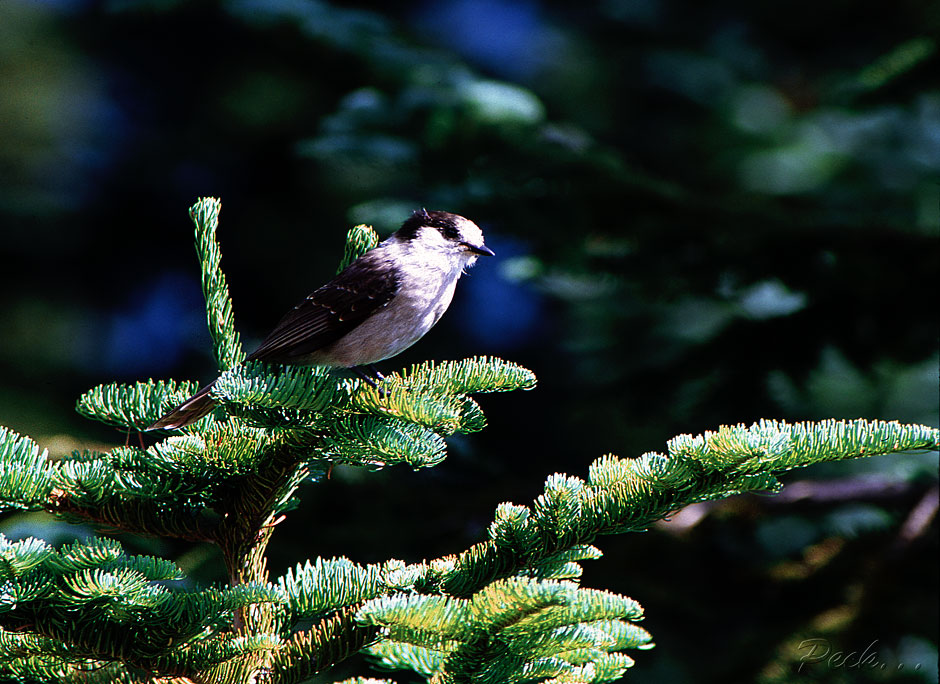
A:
396,210,495,267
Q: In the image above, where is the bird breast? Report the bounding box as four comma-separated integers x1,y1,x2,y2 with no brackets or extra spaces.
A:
315,251,463,367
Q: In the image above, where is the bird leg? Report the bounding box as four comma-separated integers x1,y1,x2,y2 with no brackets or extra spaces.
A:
352,365,386,391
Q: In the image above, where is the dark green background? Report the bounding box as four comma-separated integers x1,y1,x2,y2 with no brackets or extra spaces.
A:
1,1,937,681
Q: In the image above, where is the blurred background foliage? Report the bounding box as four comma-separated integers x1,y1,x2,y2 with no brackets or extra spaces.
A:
0,0,937,682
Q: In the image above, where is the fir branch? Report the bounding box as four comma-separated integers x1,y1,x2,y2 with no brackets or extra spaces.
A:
0,427,53,512
315,415,448,468
338,224,380,272
387,357,538,396
213,362,341,415
591,619,655,651
61,567,168,618
518,623,619,661
190,197,245,372
454,396,487,433
49,494,217,543
359,578,651,684
528,546,603,582
57,537,186,582
137,633,280,677
585,653,641,682
48,537,124,572
0,628,81,663
278,557,383,621
0,535,284,677
0,636,146,684
0,536,55,576
359,593,470,641
494,584,644,635
205,361,496,452
146,423,279,479
423,419,939,598
271,605,378,684
667,418,940,474
343,358,537,438
130,422,292,506
365,642,445,678
104,554,185,582
350,385,465,435
530,561,583,582
508,658,585,684
47,456,218,541
75,379,200,431
0,655,160,684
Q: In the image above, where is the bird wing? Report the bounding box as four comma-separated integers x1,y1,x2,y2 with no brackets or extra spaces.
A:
247,252,400,363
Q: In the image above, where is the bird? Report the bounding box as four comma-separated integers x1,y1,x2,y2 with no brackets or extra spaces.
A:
147,209,494,430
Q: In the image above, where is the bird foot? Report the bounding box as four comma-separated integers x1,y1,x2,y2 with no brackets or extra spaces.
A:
352,365,387,395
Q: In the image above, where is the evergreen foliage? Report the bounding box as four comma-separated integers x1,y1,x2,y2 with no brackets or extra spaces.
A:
192,198,245,373
0,198,935,683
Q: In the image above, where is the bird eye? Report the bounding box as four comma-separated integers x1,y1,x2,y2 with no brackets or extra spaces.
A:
440,225,460,240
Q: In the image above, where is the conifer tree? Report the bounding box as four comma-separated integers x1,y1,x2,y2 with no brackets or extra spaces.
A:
0,198,936,683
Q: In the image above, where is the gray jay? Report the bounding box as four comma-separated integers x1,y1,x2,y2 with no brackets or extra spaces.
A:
148,209,494,430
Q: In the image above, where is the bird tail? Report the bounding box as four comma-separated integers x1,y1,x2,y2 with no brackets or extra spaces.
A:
147,381,217,430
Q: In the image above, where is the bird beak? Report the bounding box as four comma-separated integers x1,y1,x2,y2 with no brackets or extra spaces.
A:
463,242,495,257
